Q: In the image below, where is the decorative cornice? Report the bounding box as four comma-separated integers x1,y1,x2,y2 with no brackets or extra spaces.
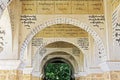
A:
75,66,103,77
99,61,120,72
0,60,20,70
87,67,102,74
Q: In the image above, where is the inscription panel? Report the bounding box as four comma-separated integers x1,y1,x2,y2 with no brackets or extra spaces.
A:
72,0,88,14
32,38,43,46
112,9,120,46
77,38,89,50
88,15,105,30
88,0,103,14
22,1,36,14
55,1,71,14
37,1,55,14
21,0,104,14
34,24,88,38
20,15,37,29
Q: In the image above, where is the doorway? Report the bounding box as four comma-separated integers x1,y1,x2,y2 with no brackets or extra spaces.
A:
43,58,75,80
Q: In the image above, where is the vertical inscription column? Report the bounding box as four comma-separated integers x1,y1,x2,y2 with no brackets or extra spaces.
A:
0,27,5,53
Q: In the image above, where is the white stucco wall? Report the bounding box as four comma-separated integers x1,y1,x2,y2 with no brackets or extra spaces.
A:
0,8,13,59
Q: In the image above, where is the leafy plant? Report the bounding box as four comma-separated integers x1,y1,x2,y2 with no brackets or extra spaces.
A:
45,63,71,80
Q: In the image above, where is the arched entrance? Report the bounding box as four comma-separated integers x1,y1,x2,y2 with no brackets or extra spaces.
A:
31,41,82,80
43,58,75,80
20,17,106,64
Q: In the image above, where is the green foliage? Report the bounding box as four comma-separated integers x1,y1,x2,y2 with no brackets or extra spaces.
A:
45,63,71,80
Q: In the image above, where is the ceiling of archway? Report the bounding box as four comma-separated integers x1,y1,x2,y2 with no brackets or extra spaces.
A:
45,41,81,55
34,24,88,38
46,41,79,48
47,52,73,55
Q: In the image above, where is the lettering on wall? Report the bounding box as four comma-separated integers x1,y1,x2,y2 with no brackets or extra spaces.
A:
77,38,89,50
9,8,15,32
35,24,88,38
0,27,5,53
112,9,120,46
32,38,43,47
88,15,105,30
113,23,120,46
72,47,80,55
20,15,37,29
21,0,104,14
39,48,47,56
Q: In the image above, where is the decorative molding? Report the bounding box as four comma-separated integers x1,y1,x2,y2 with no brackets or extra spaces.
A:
77,38,89,50
32,38,43,47
34,38,85,57
23,68,33,74
87,67,102,74
32,71,43,78
99,61,120,72
75,67,103,77
75,72,87,77
107,60,120,62
0,60,20,70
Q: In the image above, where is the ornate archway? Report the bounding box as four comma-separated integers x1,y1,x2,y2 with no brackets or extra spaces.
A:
32,43,81,73
32,51,78,80
30,41,83,80
20,17,106,64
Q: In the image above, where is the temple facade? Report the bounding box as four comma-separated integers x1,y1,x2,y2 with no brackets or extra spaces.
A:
0,0,120,80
